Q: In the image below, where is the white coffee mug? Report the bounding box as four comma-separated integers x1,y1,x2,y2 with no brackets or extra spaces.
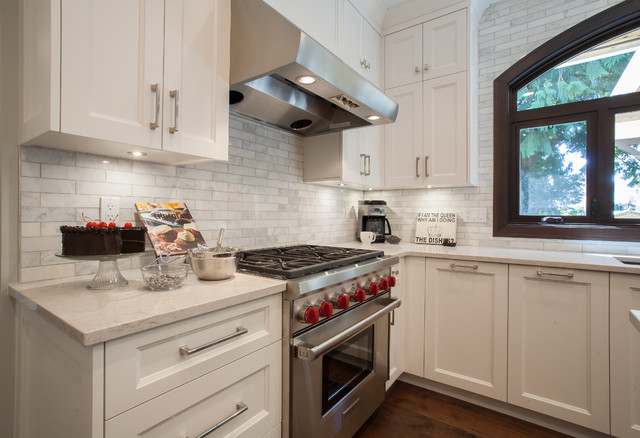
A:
360,231,376,245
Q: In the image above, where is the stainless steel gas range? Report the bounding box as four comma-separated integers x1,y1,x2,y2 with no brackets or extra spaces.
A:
238,245,400,438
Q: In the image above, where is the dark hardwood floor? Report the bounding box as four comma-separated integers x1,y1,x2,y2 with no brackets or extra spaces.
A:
353,381,573,438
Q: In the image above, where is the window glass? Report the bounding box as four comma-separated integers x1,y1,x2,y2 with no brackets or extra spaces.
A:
517,28,640,111
614,110,640,218
519,121,587,216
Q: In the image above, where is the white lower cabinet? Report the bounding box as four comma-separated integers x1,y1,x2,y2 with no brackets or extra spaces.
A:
402,257,427,376
15,294,283,438
508,266,610,433
387,260,404,390
105,341,281,437
424,258,508,401
610,273,640,438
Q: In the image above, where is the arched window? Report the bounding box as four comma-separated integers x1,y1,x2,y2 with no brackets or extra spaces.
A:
494,0,640,241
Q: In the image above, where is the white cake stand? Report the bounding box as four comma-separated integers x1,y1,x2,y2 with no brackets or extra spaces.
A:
56,252,147,290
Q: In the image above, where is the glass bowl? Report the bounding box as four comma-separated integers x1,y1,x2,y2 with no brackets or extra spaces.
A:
141,263,188,291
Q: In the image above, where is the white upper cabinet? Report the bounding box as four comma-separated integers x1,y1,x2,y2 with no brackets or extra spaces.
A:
384,8,474,188
384,82,423,189
341,1,383,87
20,0,230,165
384,25,422,89
303,128,384,190
385,9,467,88
422,9,467,80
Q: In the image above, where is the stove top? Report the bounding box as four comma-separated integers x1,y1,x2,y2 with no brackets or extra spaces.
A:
237,245,384,279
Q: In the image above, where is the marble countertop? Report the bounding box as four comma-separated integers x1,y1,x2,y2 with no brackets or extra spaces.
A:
338,241,640,274
9,269,286,347
11,241,640,348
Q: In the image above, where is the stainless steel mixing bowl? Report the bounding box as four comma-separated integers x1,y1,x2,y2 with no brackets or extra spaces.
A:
188,246,240,281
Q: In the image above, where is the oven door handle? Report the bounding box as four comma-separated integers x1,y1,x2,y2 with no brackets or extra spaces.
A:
295,298,401,361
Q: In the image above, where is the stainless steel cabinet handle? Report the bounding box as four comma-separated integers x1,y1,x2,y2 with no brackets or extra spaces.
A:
390,309,395,326
360,153,366,175
150,83,160,130
416,157,420,177
169,89,179,133
536,270,574,279
180,402,248,438
450,263,478,270
414,66,420,73
179,326,248,356
295,298,401,361
423,63,429,71
424,156,429,178
366,154,371,176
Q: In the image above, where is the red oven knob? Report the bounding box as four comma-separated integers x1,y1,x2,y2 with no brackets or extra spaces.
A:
349,288,366,302
380,278,389,291
388,276,396,287
319,301,333,318
333,293,350,310
369,282,380,296
297,305,319,324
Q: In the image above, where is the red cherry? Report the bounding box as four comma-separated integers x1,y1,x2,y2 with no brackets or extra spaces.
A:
124,222,133,228
86,222,97,227
98,222,108,228
108,222,116,227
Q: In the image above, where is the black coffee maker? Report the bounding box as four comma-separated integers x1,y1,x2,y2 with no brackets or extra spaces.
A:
358,200,392,243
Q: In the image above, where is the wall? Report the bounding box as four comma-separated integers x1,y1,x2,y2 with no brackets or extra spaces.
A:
19,116,362,283
368,0,639,255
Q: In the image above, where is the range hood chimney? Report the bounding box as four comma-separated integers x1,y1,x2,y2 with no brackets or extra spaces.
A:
229,0,398,136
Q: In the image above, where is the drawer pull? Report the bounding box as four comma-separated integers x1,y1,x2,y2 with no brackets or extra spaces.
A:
179,326,248,356
450,263,478,270
536,270,574,279
181,402,248,438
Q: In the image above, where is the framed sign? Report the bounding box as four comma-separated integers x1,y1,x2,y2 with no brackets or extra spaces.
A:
415,211,457,245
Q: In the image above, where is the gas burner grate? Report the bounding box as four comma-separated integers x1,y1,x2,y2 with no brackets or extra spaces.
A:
238,245,384,279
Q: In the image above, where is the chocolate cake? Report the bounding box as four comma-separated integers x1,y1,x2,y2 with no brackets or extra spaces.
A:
60,225,147,256
120,227,147,253
60,226,122,256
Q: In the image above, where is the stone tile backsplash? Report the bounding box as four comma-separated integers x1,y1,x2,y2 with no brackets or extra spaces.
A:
19,116,362,282
18,0,639,283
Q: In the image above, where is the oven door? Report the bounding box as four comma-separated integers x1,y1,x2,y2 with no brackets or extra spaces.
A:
290,297,400,438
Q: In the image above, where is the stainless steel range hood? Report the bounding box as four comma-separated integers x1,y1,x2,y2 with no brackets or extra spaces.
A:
230,0,398,136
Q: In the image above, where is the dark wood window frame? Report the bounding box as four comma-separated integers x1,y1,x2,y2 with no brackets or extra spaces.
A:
494,0,640,241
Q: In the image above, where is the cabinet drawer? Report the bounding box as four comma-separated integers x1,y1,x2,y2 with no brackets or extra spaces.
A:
105,294,282,419
105,341,282,438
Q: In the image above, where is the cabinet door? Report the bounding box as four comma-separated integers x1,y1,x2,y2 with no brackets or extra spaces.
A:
341,0,364,73
610,273,640,438
422,9,467,81
508,266,610,433
384,25,422,89
384,82,423,189
363,20,383,87
162,0,229,161
403,257,426,376
361,125,384,188
424,259,508,401
423,71,468,186
60,0,164,149
341,129,364,184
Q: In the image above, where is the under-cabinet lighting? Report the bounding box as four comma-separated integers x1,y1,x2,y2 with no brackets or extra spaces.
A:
128,151,147,157
366,115,381,121
101,160,110,164
296,75,317,85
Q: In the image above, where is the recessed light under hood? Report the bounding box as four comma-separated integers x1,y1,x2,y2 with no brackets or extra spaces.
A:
229,0,398,137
